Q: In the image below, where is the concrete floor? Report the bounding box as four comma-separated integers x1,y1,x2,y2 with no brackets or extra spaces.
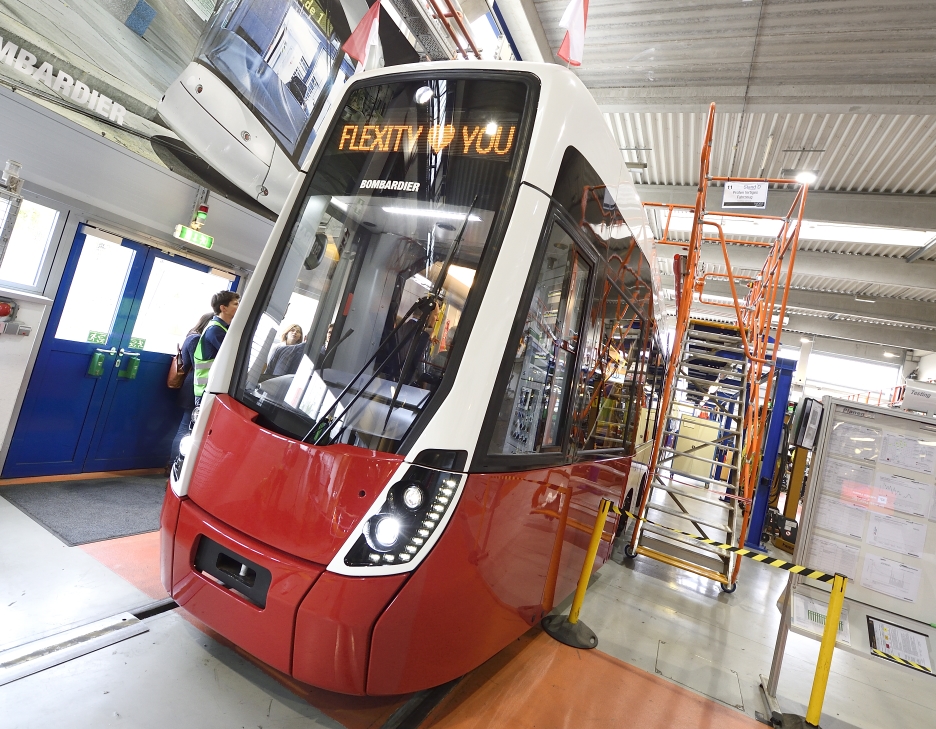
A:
2,488,933,729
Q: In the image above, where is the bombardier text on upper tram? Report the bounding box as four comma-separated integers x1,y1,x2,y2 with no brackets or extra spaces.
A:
160,61,668,696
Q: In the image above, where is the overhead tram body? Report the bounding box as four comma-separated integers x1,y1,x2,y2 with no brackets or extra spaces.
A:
160,61,668,695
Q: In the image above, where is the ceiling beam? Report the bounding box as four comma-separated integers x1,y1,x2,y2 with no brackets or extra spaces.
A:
777,315,936,352
661,276,936,329
639,185,936,231
590,84,936,116
657,243,936,292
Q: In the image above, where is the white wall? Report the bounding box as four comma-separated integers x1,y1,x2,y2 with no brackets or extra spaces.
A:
0,86,276,471
917,352,936,382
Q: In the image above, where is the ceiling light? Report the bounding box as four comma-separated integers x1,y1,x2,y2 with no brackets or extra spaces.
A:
854,295,876,303
780,168,818,184
330,198,348,211
625,162,647,170
799,337,811,344
883,352,899,358
383,207,482,222
414,86,434,104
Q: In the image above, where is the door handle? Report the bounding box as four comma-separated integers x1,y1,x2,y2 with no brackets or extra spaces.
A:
117,348,141,380
88,348,116,377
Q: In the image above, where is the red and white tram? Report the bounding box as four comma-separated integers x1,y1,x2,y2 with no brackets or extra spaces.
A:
160,61,668,695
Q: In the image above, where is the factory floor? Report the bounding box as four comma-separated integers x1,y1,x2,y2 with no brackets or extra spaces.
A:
1,486,931,729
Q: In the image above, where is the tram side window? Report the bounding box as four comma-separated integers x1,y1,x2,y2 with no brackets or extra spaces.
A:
488,223,591,455
575,282,647,453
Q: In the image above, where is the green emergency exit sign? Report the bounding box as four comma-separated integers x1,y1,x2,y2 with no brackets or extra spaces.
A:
173,224,213,249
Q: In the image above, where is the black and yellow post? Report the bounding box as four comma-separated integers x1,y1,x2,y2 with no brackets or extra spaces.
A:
542,498,612,649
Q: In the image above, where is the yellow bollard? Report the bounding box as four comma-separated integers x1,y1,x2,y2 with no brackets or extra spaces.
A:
568,498,612,624
805,573,848,726
542,497,612,649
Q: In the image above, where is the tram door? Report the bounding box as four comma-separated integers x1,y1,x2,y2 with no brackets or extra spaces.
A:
1,226,237,478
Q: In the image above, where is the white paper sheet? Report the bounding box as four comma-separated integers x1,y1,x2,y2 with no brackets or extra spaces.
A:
284,355,314,409
871,472,932,517
880,432,936,475
815,496,867,539
829,421,882,461
860,555,922,603
792,592,851,644
868,617,933,671
806,536,861,579
866,513,927,558
820,458,875,507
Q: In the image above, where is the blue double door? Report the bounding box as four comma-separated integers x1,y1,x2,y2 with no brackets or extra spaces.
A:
2,226,235,478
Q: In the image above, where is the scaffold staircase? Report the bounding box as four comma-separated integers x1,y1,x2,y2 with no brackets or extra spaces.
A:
626,102,811,592
633,320,747,589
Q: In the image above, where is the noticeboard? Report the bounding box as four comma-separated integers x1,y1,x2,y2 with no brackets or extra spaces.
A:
790,398,936,671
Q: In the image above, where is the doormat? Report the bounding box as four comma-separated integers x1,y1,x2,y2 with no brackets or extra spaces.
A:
1,476,166,546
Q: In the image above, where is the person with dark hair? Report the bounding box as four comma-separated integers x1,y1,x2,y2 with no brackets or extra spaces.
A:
170,312,213,460
193,290,240,403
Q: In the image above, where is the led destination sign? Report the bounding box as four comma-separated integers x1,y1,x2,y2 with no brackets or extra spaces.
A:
337,124,516,156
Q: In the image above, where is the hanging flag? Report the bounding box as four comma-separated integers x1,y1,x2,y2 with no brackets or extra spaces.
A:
557,0,589,67
342,0,384,72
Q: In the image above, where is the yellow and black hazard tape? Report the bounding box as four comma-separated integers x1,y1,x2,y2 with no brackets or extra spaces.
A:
602,499,834,583
870,648,933,674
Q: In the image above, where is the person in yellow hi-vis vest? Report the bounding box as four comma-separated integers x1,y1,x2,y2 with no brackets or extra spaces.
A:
193,291,240,405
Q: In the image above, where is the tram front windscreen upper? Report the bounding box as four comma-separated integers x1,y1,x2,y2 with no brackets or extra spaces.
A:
196,0,355,163
235,76,532,453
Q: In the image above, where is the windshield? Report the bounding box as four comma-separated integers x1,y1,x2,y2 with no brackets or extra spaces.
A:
236,76,532,453
196,0,356,161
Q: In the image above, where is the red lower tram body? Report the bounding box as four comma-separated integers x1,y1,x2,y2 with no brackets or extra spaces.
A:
161,396,631,695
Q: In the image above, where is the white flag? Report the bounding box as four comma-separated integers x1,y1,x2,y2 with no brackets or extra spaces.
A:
557,0,589,67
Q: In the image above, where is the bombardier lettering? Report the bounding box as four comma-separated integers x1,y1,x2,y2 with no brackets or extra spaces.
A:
359,180,420,192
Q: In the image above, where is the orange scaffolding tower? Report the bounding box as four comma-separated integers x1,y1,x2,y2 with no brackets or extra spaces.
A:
628,103,809,588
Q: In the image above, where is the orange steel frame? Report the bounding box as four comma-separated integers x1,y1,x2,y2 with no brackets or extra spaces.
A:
629,103,810,585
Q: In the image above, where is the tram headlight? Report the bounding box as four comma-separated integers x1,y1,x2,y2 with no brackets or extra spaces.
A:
179,435,193,458
402,484,424,509
344,463,464,568
373,516,400,547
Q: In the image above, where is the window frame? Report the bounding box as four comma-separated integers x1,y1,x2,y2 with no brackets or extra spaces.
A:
0,187,71,295
473,205,599,473
227,70,542,455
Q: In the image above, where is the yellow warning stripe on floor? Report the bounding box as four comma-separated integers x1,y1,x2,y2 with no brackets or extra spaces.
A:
870,648,933,674
604,500,834,583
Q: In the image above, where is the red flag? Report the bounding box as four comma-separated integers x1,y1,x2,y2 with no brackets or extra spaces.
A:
557,0,589,67
343,0,382,70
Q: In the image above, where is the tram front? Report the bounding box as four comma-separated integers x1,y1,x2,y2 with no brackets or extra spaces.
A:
160,69,537,694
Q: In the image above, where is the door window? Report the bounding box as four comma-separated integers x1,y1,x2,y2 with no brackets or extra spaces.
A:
129,257,235,354
488,222,592,455
54,236,135,344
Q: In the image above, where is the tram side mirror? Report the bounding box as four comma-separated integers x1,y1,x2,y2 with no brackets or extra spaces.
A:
303,233,328,271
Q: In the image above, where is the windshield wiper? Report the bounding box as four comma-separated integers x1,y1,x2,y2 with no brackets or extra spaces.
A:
301,295,435,445
317,327,354,369
379,196,480,432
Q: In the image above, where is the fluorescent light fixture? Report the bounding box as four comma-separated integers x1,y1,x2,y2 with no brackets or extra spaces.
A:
383,207,482,222
799,337,811,344
331,198,348,211
625,162,648,170
883,352,899,358
413,273,433,290
447,264,476,288
657,208,936,247
854,295,876,303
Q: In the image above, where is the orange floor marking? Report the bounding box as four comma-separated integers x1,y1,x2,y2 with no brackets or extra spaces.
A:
424,628,763,729
0,468,164,486
79,531,167,601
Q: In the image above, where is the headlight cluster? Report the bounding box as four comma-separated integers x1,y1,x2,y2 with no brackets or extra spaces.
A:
344,465,463,567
